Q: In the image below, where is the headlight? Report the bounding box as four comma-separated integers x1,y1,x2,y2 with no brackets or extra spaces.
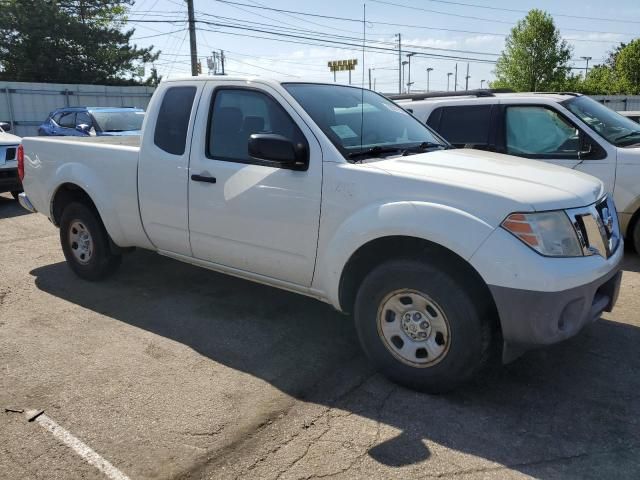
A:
502,211,583,257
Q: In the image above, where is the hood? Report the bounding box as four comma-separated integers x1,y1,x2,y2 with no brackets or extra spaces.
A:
0,131,21,146
97,130,141,137
373,149,604,212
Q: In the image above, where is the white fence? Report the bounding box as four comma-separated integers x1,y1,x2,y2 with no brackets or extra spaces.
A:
0,81,155,137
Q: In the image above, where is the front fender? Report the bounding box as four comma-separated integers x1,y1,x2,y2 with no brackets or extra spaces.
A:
314,201,497,310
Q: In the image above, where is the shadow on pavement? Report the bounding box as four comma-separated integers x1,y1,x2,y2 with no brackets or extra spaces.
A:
30,251,640,476
621,253,640,273
0,194,29,219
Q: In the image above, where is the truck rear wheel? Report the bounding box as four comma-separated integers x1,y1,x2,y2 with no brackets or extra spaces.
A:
59,202,121,281
632,218,640,255
354,259,491,393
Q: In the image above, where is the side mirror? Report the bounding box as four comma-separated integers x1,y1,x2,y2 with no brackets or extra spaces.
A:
0,121,11,132
248,134,309,171
579,135,594,159
76,124,91,134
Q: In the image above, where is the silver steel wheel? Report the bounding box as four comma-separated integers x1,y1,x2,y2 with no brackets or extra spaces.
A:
68,220,94,265
376,289,451,367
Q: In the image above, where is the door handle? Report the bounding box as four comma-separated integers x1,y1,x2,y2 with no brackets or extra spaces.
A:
191,173,217,184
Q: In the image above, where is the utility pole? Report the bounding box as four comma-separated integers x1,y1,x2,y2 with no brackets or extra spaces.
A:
464,63,470,91
220,50,225,75
368,68,372,89
581,56,592,77
395,34,402,94
454,63,458,92
406,53,415,93
447,72,452,91
426,67,433,92
186,0,198,77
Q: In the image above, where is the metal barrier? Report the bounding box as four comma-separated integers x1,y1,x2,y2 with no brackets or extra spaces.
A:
0,81,155,137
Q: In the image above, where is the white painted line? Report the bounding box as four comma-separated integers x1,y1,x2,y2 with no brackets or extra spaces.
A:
25,410,131,480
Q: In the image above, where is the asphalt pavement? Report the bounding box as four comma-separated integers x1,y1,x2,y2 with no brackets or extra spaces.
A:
1,191,639,480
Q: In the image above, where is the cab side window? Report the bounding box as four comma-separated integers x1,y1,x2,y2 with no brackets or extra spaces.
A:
506,106,580,157
207,89,307,164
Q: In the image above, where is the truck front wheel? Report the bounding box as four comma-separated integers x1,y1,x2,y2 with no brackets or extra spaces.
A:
354,259,492,393
59,202,121,281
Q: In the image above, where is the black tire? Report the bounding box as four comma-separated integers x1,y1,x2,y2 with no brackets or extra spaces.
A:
10,190,21,201
632,218,640,255
354,259,492,393
59,202,121,281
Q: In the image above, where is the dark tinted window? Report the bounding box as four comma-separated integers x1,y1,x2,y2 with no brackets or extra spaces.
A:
434,105,492,146
208,89,306,163
58,112,76,128
154,86,197,155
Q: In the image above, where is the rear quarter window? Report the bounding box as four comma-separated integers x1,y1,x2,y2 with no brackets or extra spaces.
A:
154,86,197,155
429,105,492,147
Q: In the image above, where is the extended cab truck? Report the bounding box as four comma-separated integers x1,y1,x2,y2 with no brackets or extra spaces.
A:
19,78,623,392
394,91,640,254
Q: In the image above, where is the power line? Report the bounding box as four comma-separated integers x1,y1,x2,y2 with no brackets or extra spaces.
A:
369,0,638,36
389,0,640,25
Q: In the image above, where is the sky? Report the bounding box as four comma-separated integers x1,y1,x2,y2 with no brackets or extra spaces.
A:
127,0,640,93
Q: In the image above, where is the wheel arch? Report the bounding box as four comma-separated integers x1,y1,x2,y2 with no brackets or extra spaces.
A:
338,236,499,327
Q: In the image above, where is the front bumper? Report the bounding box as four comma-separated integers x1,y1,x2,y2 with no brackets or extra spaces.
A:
490,255,622,362
0,166,21,193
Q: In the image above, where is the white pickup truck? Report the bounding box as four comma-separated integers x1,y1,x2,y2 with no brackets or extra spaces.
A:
19,78,623,392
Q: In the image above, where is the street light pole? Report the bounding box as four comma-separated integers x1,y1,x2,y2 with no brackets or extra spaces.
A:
401,61,408,93
406,53,415,93
426,67,433,92
447,72,452,91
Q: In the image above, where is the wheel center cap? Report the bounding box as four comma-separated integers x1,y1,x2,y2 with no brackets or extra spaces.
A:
401,310,431,341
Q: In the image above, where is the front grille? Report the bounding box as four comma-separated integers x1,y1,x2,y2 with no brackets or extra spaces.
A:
568,196,620,259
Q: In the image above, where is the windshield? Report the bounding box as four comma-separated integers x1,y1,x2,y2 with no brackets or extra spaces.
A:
283,83,446,160
91,110,144,132
562,96,640,148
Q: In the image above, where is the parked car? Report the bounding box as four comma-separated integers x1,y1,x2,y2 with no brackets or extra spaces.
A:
618,111,640,124
38,106,145,137
395,91,640,253
0,121,22,200
19,78,622,392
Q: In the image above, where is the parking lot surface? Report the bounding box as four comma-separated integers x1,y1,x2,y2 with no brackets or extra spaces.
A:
1,191,640,480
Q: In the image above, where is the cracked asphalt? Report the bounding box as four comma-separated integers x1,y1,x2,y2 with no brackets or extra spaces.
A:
1,191,640,480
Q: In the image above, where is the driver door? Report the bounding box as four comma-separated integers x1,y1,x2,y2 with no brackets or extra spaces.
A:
188,82,322,286
502,104,615,194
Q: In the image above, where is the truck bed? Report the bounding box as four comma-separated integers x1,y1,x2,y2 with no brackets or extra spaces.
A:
22,135,149,249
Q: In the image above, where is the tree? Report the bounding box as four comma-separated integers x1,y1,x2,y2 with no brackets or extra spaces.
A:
492,9,572,92
615,39,640,94
0,0,160,85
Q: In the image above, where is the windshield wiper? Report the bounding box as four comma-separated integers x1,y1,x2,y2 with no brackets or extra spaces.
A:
347,145,403,160
615,131,640,142
401,141,447,155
